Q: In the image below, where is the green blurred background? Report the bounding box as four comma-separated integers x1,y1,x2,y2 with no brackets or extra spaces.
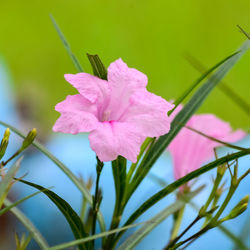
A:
0,0,249,136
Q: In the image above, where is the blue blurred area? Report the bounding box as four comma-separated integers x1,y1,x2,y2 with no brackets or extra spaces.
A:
1,58,249,249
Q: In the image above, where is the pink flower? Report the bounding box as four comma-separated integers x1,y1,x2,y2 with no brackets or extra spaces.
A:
168,105,246,180
53,59,174,162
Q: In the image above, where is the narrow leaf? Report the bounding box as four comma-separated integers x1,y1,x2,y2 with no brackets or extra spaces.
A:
128,40,249,199
4,198,49,249
118,150,249,241
17,179,88,250
117,187,203,250
184,53,250,117
184,125,249,153
169,51,239,115
0,120,106,232
0,158,21,207
50,14,84,72
112,156,127,214
47,222,146,250
0,188,52,216
87,54,107,80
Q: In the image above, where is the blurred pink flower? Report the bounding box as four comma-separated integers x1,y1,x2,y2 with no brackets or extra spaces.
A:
53,59,174,162
168,105,246,180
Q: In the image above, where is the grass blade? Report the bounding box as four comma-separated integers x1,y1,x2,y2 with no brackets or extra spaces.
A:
87,54,107,80
17,179,89,250
0,158,21,207
4,198,49,249
0,188,52,216
0,120,106,232
50,14,84,72
128,40,249,200
169,51,239,116
47,222,146,250
117,149,249,242
184,53,250,117
117,187,203,250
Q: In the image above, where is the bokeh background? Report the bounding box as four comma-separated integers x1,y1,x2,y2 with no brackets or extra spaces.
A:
0,0,249,250
0,0,249,136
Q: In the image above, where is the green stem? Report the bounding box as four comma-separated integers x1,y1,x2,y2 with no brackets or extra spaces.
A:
170,205,185,241
91,158,103,248
202,171,224,225
210,185,236,224
80,196,87,222
165,214,201,249
172,225,211,249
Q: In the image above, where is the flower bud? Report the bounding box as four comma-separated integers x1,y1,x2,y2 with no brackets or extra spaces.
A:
217,163,227,176
232,195,249,211
20,128,37,151
0,128,10,160
227,203,248,220
220,195,249,222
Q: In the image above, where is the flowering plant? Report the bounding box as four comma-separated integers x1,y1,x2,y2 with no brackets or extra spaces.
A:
0,18,249,250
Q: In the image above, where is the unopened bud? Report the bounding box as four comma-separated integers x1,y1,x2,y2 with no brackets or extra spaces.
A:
227,203,248,220
217,164,227,176
234,195,249,208
220,196,248,222
20,128,37,151
0,128,10,160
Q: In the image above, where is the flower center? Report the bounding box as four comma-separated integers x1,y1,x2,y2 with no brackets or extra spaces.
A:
101,110,111,122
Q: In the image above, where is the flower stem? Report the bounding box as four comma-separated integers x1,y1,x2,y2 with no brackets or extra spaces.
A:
91,158,103,248
170,205,185,241
165,214,200,249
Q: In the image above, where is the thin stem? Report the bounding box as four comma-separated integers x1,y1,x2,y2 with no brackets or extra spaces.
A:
80,196,87,222
210,185,236,224
91,158,103,248
170,206,185,241
2,150,21,166
203,174,223,212
172,225,211,249
165,214,201,249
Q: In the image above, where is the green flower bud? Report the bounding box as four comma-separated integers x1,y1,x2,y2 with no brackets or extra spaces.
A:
20,128,37,151
220,196,248,222
217,163,227,176
227,203,248,220
0,128,10,160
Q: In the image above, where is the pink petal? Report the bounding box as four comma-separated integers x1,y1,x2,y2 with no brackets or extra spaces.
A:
64,73,110,104
89,121,144,163
108,58,148,89
106,59,148,121
168,111,246,180
121,90,174,137
53,94,98,134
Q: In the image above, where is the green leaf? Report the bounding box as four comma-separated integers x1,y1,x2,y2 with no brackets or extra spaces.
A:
87,53,108,80
149,175,248,249
128,40,249,200
47,222,145,250
0,120,106,232
117,187,203,250
117,150,249,242
4,198,49,249
0,157,21,207
17,178,89,250
50,14,84,72
112,156,127,216
169,51,239,116
184,53,250,117
0,188,52,216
